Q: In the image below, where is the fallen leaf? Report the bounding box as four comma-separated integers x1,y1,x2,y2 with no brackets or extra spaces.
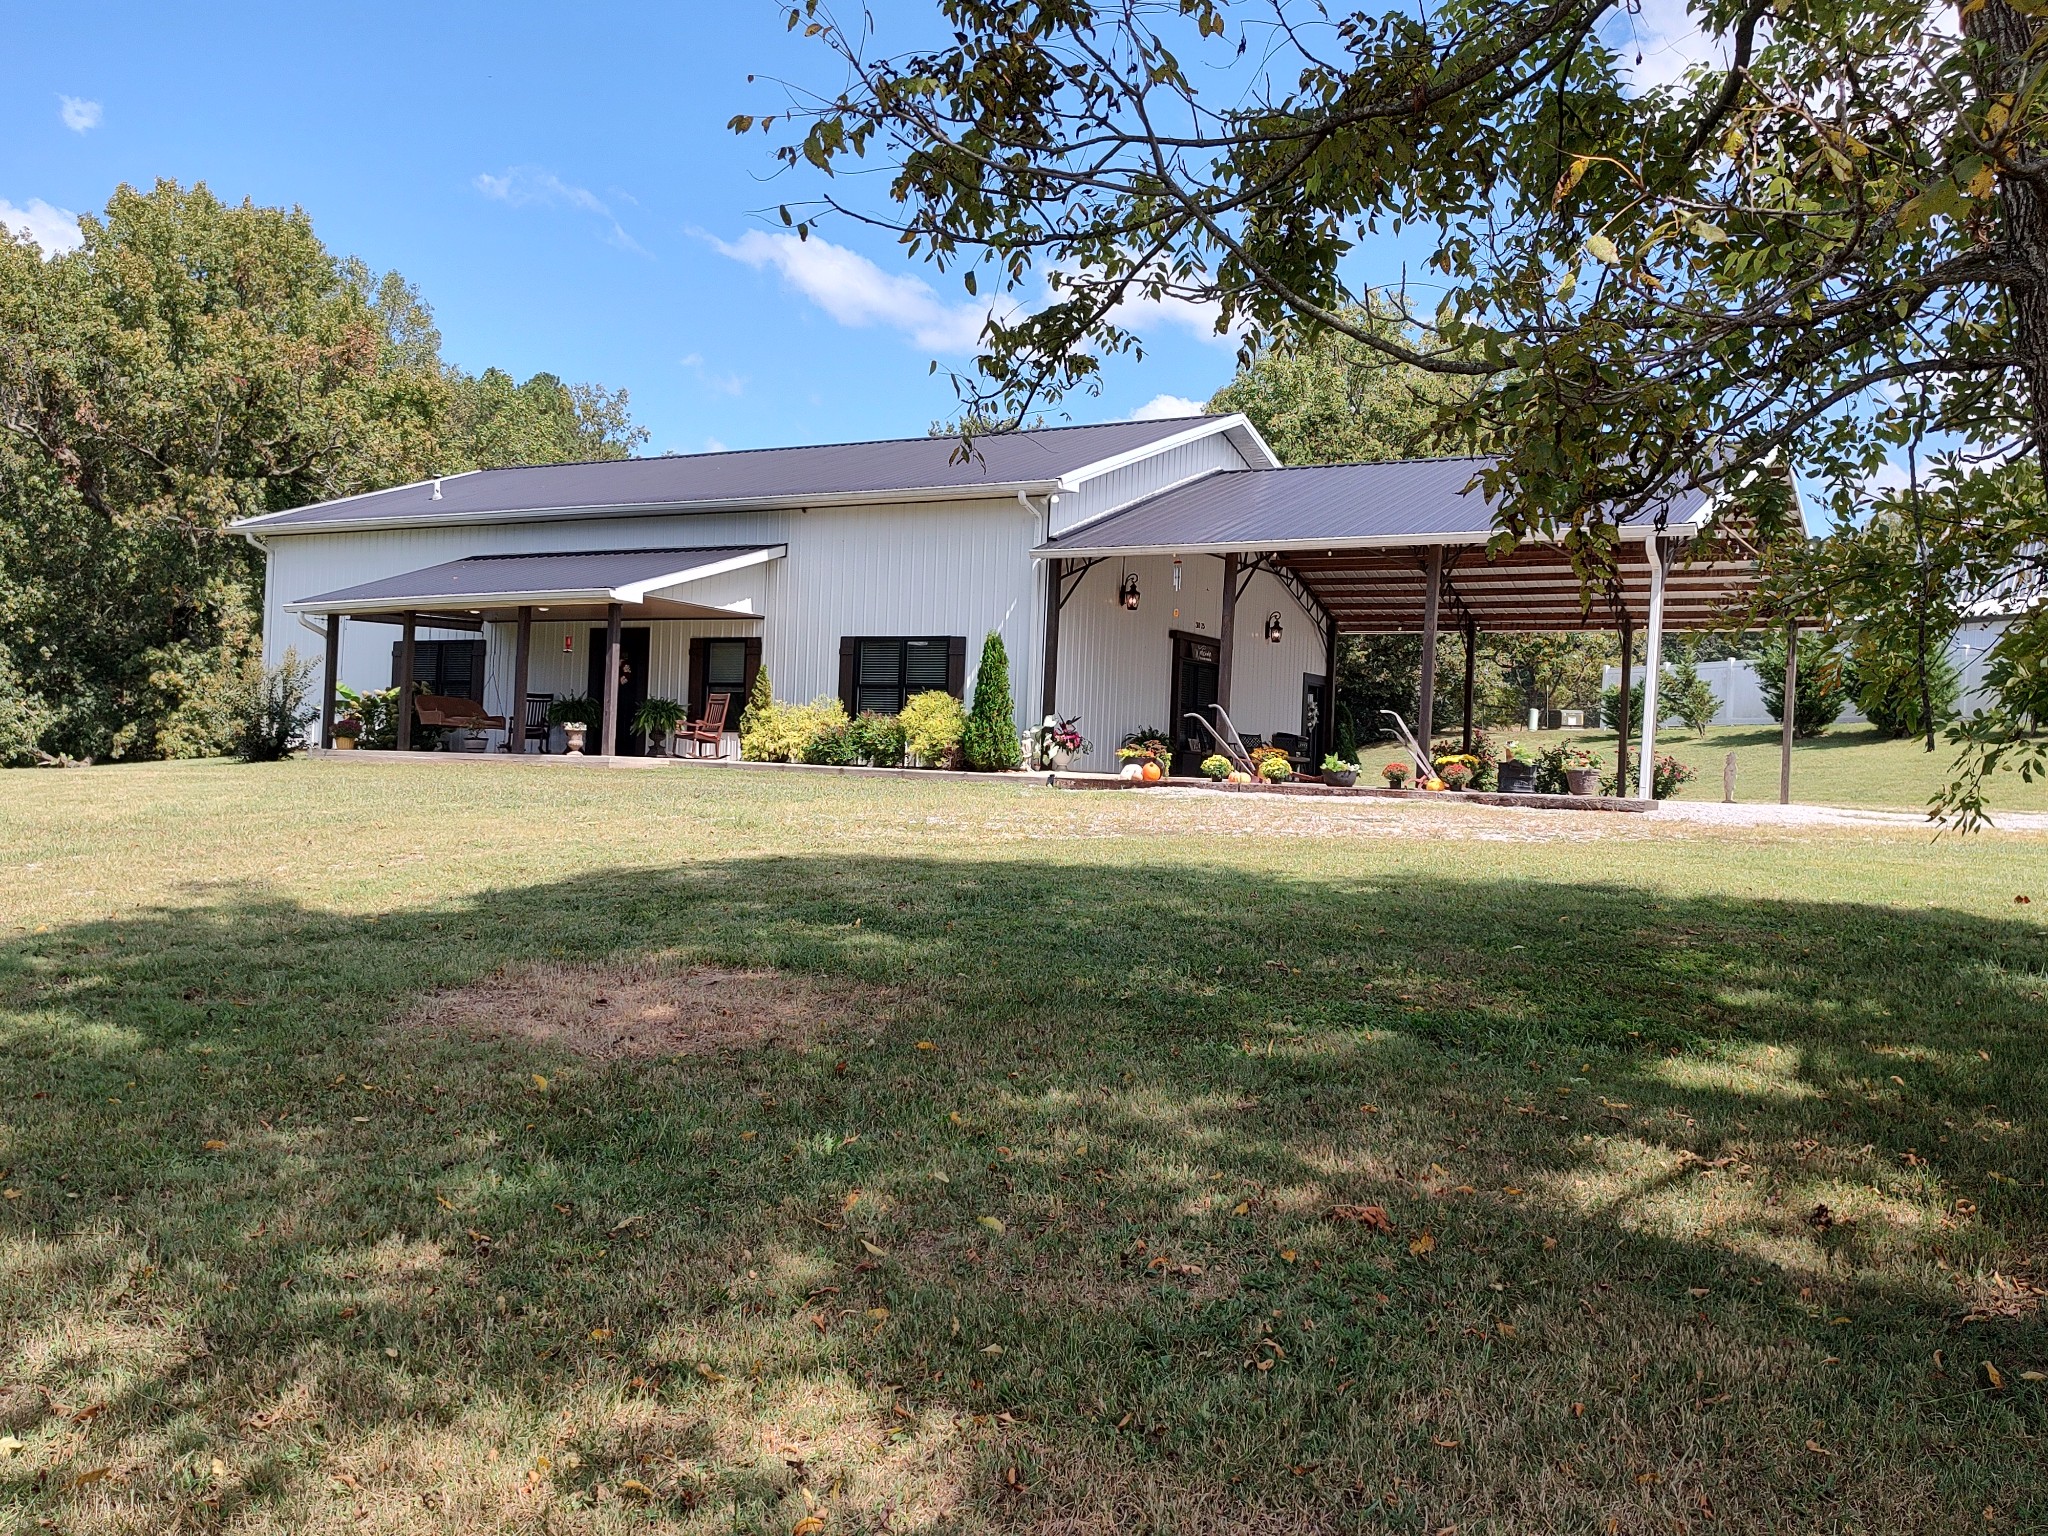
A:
1328,1204,1395,1233
1409,1231,1437,1256
620,1479,654,1500
915,1041,935,1051
68,1466,114,1489
980,1343,1004,1355
977,1216,1006,1236
0,1436,22,1458
695,1362,727,1382
792,1519,826,1536
590,1328,612,1340
1805,1440,1833,1457
860,1239,889,1257
1980,1361,2006,1390
1431,1436,1459,1448
1231,1201,1250,1216
202,1139,227,1152
531,1074,548,1091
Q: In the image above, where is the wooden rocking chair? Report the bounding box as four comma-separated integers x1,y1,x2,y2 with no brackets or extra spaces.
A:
676,693,731,758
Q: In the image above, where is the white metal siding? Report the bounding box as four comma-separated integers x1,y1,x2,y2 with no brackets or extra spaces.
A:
1049,432,1252,537
1050,555,1328,770
259,498,1045,739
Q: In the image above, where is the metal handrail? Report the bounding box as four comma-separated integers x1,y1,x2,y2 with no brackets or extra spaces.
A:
1378,710,1435,779
1180,704,1255,775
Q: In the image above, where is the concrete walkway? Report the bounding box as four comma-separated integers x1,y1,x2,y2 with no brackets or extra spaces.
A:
1656,799,2048,832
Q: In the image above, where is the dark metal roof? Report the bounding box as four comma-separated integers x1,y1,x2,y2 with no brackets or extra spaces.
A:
287,546,780,612
240,416,1235,533
1040,461,1713,554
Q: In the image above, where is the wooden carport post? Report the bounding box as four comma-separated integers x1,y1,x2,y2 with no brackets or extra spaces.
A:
1323,610,1341,762
1635,534,1671,800
395,613,417,752
320,614,341,749
1460,616,1477,754
1417,546,1444,750
1779,619,1798,804
1614,614,1633,795
600,602,623,758
510,605,533,752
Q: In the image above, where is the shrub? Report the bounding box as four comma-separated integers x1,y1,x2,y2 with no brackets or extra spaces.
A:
1757,633,1850,737
848,711,907,766
1200,753,1233,780
1430,727,1498,789
801,717,860,765
1855,649,1960,739
1665,660,1722,737
900,690,966,767
1602,752,1696,799
1333,705,1359,764
230,650,318,762
960,631,1022,771
1259,755,1291,782
336,683,400,748
0,645,53,766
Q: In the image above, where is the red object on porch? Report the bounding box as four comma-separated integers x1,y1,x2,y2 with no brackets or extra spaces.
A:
676,693,731,758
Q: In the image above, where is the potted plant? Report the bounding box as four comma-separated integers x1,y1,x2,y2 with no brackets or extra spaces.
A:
1320,753,1358,787
1561,744,1604,796
549,694,596,756
1438,759,1474,791
1029,714,1089,770
1259,755,1292,784
1116,731,1173,782
1200,753,1234,781
331,712,362,750
632,697,687,756
1382,761,1411,789
1496,741,1538,795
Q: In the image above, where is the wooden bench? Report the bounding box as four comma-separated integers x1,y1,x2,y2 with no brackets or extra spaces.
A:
413,694,507,734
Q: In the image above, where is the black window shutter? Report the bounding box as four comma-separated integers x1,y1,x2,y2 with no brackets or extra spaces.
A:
468,638,487,702
740,637,763,710
945,635,967,699
838,637,858,714
391,641,403,688
687,638,709,718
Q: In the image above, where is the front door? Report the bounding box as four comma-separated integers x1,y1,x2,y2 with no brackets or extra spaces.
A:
587,626,652,755
1301,672,1328,765
1169,632,1221,775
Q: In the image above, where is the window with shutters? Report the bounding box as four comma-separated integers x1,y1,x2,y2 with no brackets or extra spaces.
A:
704,639,747,696
851,636,954,714
392,639,485,700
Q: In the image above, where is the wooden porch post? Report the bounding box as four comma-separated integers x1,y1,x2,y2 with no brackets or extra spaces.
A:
1417,546,1444,750
1779,619,1798,805
1635,534,1670,800
600,602,623,758
1614,614,1633,795
1460,616,1477,754
1323,610,1340,762
1216,553,1239,714
320,614,340,749
396,614,417,752
510,605,533,752
1040,559,1061,721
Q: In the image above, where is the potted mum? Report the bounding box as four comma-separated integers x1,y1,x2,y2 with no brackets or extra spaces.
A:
1259,755,1292,783
1438,759,1474,791
1382,761,1411,788
1320,753,1358,787
1200,753,1234,781
1562,744,1604,796
1497,741,1538,794
331,712,362,750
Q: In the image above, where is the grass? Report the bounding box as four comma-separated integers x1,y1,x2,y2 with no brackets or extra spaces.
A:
2,757,2044,1534
1487,722,2048,814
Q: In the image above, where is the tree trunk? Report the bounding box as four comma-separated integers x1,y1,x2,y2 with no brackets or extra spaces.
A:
1971,2,2048,473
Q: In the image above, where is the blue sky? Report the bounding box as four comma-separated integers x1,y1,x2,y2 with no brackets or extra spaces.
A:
2,0,1282,454
6,1,1721,458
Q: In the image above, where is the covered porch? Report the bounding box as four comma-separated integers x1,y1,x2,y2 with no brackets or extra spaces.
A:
287,545,781,757
1038,461,1803,800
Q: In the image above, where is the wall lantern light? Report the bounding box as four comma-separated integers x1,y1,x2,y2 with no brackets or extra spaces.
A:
1264,611,1284,644
1119,571,1142,611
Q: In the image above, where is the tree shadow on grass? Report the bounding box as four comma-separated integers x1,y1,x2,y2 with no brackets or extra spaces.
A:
0,857,2043,1534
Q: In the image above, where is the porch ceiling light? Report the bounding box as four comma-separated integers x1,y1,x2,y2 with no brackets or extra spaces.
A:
1265,611,1284,643
1119,571,1141,611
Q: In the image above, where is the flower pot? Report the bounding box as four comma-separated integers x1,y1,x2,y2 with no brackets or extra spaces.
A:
1566,767,1601,797
1049,746,1073,772
1323,769,1358,788
332,736,357,750
561,723,588,756
1497,761,1536,795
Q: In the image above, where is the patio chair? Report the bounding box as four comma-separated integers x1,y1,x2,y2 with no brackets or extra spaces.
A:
1270,731,1307,771
676,692,731,759
518,693,553,753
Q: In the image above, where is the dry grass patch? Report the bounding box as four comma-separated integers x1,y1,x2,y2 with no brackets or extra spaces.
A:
406,957,891,1061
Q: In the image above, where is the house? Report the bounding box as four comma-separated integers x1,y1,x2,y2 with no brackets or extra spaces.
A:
237,414,1769,781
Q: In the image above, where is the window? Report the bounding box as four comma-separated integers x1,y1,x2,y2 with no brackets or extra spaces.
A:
688,636,761,719
705,639,747,695
839,636,963,715
392,639,484,700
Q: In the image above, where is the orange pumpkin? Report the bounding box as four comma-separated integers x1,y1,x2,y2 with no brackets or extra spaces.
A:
1425,777,1447,792
1141,761,1163,782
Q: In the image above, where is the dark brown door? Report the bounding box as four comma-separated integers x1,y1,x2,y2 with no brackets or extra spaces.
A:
1301,672,1328,763
587,627,652,755
1169,632,1220,775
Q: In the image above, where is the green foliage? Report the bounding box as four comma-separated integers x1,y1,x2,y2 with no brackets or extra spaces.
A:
548,695,597,727
1259,755,1291,782
335,684,399,749
739,664,775,740
632,697,688,745
1854,646,1960,740
960,632,1020,771
800,718,861,766
1758,634,1851,739
899,690,967,767
743,696,849,764
1664,661,1722,739
1333,704,1358,763
848,711,907,767
0,179,642,763
1603,753,1698,801
1201,753,1233,780
230,651,319,763
0,643,53,766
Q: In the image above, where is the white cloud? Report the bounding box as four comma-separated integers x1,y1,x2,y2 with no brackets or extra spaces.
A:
0,197,83,256
59,95,102,133
474,166,645,254
1129,393,1206,421
703,437,729,453
709,229,996,353
679,352,744,396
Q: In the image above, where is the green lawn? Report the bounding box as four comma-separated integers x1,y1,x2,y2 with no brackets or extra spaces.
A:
2,759,2044,1534
1495,722,2048,814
